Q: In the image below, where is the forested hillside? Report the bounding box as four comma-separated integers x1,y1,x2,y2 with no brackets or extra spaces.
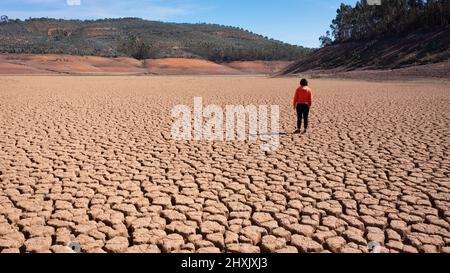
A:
0,17,311,62
281,0,450,76
319,0,449,45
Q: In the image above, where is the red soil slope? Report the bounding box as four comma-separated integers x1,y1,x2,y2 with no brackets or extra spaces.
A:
0,54,287,75
226,61,292,74
143,58,241,75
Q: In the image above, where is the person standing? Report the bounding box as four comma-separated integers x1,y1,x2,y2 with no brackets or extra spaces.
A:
293,79,312,134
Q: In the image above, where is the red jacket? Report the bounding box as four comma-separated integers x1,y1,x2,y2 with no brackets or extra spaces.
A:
293,86,312,108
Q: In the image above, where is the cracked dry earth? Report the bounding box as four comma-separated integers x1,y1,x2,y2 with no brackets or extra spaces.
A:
0,76,449,253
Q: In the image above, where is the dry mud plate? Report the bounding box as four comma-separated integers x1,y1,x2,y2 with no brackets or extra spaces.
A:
0,76,449,253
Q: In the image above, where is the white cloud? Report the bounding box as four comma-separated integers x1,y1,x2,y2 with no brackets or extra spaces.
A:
66,0,81,6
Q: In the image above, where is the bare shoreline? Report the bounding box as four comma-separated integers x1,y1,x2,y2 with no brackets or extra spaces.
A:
1,76,449,253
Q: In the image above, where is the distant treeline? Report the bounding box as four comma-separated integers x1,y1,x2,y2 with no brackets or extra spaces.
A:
320,0,450,45
0,17,312,62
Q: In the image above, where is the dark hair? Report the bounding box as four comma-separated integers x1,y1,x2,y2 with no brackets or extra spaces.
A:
300,79,308,86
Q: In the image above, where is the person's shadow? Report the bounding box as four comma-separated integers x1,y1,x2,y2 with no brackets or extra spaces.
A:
250,132,293,137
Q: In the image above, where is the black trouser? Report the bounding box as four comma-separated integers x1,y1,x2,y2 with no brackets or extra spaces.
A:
296,103,310,130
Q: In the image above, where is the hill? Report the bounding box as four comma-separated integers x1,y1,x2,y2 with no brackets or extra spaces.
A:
0,17,311,62
278,27,450,77
278,0,450,79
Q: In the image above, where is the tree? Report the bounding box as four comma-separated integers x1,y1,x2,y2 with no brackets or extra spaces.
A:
319,31,333,47
118,34,157,60
131,41,152,60
0,15,8,23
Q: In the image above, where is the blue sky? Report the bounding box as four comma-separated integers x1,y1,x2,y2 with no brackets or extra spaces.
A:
0,0,359,47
